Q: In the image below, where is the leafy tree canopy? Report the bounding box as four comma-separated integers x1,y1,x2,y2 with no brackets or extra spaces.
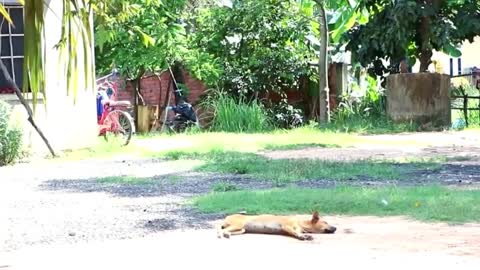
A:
190,0,319,96
344,0,480,80
94,0,222,86
94,0,187,79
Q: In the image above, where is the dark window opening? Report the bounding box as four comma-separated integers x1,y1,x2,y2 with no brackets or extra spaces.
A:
0,5,24,94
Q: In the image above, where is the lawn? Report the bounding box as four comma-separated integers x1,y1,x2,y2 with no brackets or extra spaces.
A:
57,125,444,161
193,186,480,223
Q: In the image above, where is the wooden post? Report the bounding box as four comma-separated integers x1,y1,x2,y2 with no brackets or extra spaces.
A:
478,96,480,124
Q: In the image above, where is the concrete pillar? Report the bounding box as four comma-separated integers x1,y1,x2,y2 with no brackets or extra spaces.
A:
386,73,451,127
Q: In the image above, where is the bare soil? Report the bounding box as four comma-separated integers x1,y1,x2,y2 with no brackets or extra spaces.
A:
2,216,480,270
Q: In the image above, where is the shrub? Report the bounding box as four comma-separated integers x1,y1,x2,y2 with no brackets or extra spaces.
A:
0,100,23,166
266,93,304,129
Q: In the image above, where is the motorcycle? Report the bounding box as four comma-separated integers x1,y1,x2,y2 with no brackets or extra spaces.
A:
163,68,199,133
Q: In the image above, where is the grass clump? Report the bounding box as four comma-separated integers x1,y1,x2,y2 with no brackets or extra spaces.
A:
212,182,241,192
97,176,155,185
202,91,271,133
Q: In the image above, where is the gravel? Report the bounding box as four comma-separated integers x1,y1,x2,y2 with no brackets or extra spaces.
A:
0,157,277,253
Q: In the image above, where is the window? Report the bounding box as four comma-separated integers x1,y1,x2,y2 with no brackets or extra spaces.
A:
0,4,24,94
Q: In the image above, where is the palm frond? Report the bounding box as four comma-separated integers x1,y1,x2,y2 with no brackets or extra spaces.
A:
55,0,95,105
0,5,13,24
22,0,46,113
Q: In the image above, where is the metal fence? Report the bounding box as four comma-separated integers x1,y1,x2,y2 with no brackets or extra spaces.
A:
450,72,480,126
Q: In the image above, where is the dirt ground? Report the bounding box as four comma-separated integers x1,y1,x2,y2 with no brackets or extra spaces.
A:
1,131,480,269
2,216,480,270
261,130,480,162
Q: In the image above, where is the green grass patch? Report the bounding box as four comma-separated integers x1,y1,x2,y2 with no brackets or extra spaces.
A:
193,186,480,223
54,138,156,161
161,150,433,184
150,126,360,155
326,114,418,134
53,125,480,163
56,123,474,162
212,182,241,192
97,176,155,185
263,143,339,151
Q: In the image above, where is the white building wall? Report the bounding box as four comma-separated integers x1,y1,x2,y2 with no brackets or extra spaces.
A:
0,1,98,156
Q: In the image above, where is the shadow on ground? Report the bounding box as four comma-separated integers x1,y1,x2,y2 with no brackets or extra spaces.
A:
39,172,276,198
39,162,480,199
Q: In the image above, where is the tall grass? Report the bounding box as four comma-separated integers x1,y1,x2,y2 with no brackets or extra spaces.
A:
204,91,271,133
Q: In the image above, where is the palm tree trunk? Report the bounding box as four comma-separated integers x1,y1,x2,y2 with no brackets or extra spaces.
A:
0,59,56,157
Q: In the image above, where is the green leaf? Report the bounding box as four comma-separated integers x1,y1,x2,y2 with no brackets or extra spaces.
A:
140,31,156,47
443,43,462,58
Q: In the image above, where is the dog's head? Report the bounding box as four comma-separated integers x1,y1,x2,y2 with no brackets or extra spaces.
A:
302,211,336,234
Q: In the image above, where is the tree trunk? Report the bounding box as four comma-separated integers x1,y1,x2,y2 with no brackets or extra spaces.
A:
0,58,56,157
418,11,432,72
132,77,146,131
318,1,330,124
417,0,441,72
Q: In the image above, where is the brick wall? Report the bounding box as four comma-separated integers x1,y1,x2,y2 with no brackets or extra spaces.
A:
110,70,207,109
98,67,339,119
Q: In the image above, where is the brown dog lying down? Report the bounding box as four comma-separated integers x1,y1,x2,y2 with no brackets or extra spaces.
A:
217,211,336,241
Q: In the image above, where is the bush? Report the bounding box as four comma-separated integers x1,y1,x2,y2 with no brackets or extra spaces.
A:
0,100,23,166
266,93,304,129
200,91,271,133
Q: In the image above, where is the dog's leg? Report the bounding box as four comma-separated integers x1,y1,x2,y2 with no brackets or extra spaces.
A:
222,225,246,239
281,225,313,241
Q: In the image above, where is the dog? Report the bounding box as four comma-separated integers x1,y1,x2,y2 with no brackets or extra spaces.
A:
216,211,336,241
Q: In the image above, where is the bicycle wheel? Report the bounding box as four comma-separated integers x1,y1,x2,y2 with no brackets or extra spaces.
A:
103,110,134,146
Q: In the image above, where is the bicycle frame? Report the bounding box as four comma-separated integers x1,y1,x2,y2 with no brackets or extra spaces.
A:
98,103,117,136
96,79,120,136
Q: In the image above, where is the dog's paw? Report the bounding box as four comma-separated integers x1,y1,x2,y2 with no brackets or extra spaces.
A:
299,234,314,241
222,232,231,239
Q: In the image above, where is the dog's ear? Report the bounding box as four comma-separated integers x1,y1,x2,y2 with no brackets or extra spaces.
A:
311,211,320,224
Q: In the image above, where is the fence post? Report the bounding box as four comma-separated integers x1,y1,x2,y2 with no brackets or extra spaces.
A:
463,94,469,127
478,96,480,124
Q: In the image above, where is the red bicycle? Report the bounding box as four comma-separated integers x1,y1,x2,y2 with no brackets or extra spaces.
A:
97,81,135,146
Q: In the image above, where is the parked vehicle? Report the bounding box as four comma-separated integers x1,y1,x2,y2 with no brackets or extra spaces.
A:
163,68,199,133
